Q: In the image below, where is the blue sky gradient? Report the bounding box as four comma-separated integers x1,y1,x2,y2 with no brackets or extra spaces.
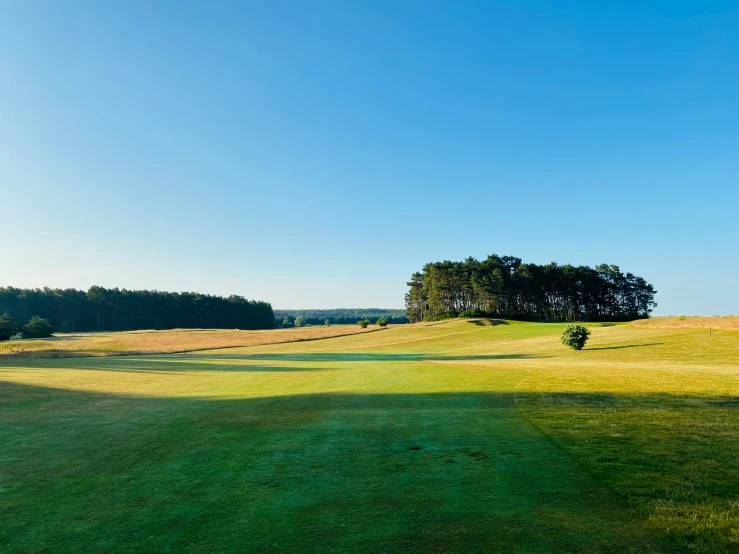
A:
1,1,737,313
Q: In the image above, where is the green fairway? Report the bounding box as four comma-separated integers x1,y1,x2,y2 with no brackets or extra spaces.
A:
1,320,738,552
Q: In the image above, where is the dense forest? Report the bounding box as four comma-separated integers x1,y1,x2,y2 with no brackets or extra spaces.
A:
274,309,408,326
405,255,657,322
0,287,275,332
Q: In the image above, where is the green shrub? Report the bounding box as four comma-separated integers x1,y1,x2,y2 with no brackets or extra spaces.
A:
0,313,21,341
325,319,331,327
459,309,485,318
294,316,306,328
679,316,686,321
21,316,54,339
357,318,370,329
424,311,459,322
376,316,388,327
561,324,590,350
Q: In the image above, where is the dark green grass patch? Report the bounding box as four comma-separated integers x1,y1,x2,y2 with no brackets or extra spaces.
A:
0,381,655,553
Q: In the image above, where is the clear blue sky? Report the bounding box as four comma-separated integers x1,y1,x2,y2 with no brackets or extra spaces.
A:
1,1,737,314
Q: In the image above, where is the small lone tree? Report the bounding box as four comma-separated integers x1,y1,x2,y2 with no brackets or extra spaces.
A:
561,324,590,350
282,316,291,327
324,318,331,327
376,316,388,327
0,313,21,341
357,318,370,328
21,316,54,339
294,315,306,328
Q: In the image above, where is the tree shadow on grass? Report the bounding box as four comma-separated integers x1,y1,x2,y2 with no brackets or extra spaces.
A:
467,319,510,327
586,343,664,351
0,357,334,374
2,381,738,552
206,352,548,363
0,352,548,373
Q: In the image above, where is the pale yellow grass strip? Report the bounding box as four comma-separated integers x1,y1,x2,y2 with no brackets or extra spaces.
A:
632,316,739,331
0,326,378,360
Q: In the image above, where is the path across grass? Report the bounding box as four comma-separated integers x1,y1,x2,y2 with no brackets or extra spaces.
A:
1,320,737,552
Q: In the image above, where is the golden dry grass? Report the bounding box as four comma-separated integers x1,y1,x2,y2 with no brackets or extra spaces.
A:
632,315,739,331
0,325,378,359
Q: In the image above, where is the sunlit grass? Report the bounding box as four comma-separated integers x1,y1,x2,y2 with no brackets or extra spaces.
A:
0,325,379,359
633,315,739,331
1,319,738,551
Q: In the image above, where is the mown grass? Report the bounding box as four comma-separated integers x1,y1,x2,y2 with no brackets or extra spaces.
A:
1,319,738,552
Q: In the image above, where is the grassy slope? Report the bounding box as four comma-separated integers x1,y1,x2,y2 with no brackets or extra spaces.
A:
1,320,738,552
633,315,739,331
0,325,378,359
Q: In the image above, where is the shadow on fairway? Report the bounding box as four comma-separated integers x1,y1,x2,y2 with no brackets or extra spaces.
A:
207,352,548,363
0,352,549,374
0,358,335,374
3,380,739,551
467,319,510,326
586,342,664,351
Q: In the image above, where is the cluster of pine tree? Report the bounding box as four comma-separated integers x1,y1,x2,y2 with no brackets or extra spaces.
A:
0,286,275,332
405,255,656,322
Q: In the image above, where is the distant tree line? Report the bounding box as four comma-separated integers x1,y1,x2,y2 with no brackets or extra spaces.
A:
274,309,408,327
0,286,275,332
405,255,657,322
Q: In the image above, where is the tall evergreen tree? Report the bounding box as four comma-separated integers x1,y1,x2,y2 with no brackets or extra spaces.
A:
0,287,275,332
0,313,21,341
406,255,656,322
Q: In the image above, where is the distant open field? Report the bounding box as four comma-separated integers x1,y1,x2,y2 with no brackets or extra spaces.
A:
633,315,739,331
0,325,379,359
2,319,738,552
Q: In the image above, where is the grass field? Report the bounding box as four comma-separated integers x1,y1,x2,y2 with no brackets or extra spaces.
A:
0,325,378,359
633,315,739,331
1,319,738,552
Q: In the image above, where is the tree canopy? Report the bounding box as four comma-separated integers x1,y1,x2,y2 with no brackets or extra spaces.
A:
0,313,21,341
0,287,275,332
21,316,54,339
405,255,656,322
